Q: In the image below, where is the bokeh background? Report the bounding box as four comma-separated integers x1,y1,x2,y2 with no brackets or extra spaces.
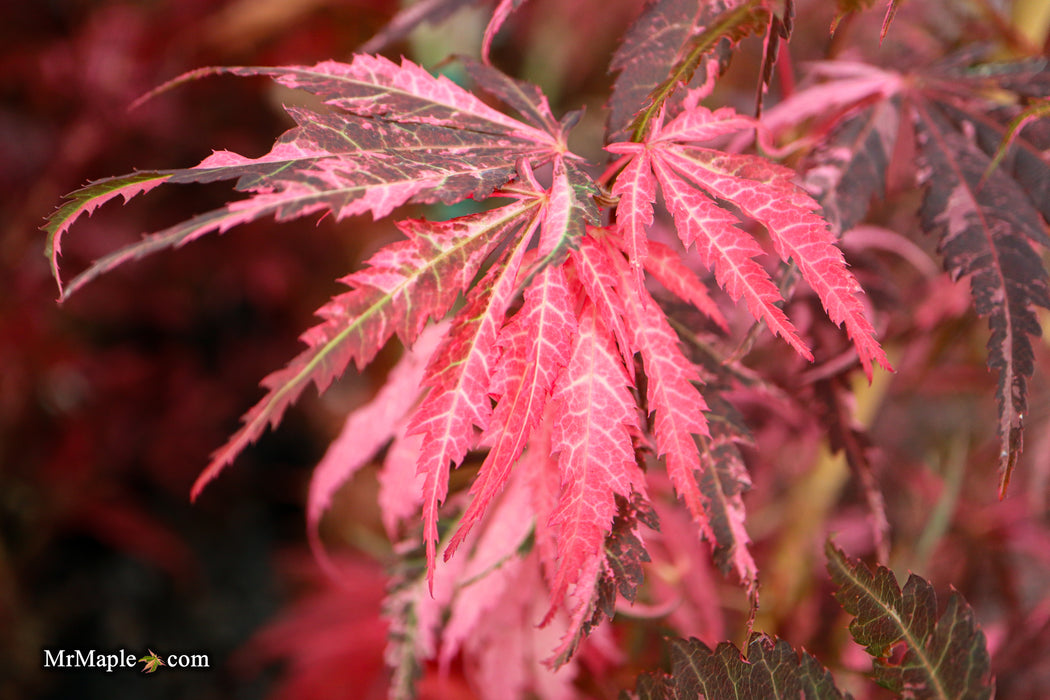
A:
2,2,403,697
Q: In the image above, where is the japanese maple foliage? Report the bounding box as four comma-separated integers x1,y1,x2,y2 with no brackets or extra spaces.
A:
762,48,1050,495
42,0,1049,697
632,544,993,699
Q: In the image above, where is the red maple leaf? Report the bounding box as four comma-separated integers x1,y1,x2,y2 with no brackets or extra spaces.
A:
46,47,887,676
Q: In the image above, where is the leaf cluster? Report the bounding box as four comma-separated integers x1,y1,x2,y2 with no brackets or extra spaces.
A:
42,0,1049,697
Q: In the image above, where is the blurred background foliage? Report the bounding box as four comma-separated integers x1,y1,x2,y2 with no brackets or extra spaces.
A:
1,1,1048,698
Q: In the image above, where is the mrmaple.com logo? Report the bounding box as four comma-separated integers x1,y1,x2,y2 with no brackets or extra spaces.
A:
42,648,209,673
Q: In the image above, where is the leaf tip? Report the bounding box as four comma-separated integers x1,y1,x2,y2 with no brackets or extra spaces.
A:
128,66,230,112
188,469,215,503
190,447,239,502
879,0,900,45
998,420,1023,499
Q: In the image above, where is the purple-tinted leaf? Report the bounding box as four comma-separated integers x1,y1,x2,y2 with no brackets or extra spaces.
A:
205,56,559,142
697,391,757,598
764,52,1050,493
464,57,563,135
800,96,902,235
914,99,1050,495
50,67,564,300
934,100,1050,224
634,673,675,700
623,1,768,141
608,0,767,140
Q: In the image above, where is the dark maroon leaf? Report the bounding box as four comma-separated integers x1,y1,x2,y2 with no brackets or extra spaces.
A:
913,99,1050,495
827,542,994,700
764,52,1050,494
699,392,757,599
665,634,849,699
801,96,902,235
607,0,767,140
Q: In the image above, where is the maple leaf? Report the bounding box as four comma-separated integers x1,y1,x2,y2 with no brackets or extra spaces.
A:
660,635,849,700
138,649,165,674
826,542,994,699
627,544,995,699
44,28,895,686
913,99,1050,495
627,612,849,700
44,56,587,501
608,104,889,378
762,52,1050,492
44,55,567,301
